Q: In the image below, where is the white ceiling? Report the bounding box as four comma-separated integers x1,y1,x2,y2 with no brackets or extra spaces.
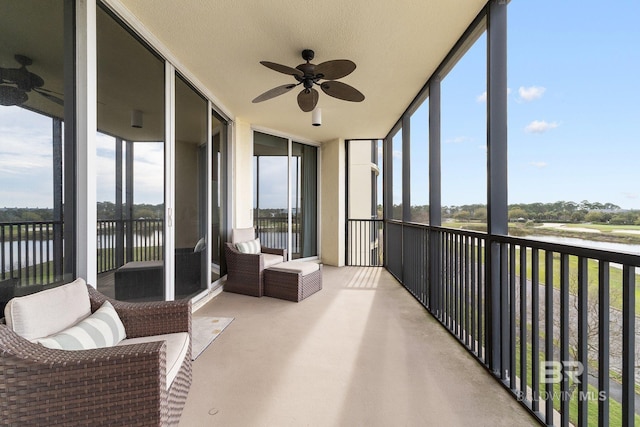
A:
115,0,487,143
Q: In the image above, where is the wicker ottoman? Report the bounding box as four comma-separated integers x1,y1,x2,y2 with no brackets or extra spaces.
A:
264,262,322,302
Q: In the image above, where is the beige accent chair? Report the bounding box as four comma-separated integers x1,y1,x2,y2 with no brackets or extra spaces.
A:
224,227,286,297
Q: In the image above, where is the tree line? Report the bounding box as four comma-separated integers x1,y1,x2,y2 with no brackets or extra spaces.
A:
0,202,164,222
386,200,640,225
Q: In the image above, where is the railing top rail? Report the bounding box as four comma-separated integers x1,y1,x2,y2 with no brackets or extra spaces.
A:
0,220,63,225
490,232,640,266
428,225,640,266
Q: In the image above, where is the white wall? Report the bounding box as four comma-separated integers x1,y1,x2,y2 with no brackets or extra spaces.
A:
320,138,345,266
233,120,254,228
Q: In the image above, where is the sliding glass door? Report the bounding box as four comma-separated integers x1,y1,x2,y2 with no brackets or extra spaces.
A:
253,132,318,259
96,5,165,301
174,74,208,298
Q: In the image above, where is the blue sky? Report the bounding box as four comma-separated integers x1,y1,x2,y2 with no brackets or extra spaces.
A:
1,1,639,210
397,0,640,209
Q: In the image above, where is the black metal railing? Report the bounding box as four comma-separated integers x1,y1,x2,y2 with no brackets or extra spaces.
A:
97,219,164,274
385,221,640,426
254,216,300,255
0,220,62,286
346,219,384,266
1,219,165,283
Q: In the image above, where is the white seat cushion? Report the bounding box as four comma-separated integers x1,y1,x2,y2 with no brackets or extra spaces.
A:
262,253,284,268
117,332,190,389
266,261,319,276
5,278,91,341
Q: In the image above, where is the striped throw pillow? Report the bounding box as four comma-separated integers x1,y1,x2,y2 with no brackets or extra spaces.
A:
34,301,126,350
236,237,261,254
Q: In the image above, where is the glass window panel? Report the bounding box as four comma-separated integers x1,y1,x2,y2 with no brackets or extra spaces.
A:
0,0,73,303
211,113,226,281
175,74,208,298
253,132,288,250
96,5,165,301
292,142,317,258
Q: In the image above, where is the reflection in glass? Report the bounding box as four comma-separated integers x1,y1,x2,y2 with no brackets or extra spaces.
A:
253,132,288,251
96,5,165,301
175,74,207,298
211,111,227,281
253,132,318,259
292,142,317,258
0,0,73,304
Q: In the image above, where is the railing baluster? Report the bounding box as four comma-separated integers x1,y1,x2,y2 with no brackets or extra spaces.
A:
577,256,588,426
598,260,610,427
622,265,635,427
531,248,539,412
470,236,476,354
560,253,569,427
519,244,527,399
545,250,554,424
500,242,509,381
509,243,516,389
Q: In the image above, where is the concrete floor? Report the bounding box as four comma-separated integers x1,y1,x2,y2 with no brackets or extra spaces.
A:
181,266,538,427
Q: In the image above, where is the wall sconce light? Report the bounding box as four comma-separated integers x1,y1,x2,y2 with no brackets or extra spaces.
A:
312,108,322,127
131,109,143,128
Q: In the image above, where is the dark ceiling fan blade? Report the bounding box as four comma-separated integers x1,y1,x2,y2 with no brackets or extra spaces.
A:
297,88,319,112
0,85,28,106
260,61,304,77
2,68,44,91
314,60,356,80
34,88,64,105
252,84,297,103
320,81,365,102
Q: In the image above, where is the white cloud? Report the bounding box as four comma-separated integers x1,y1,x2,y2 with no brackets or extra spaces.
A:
476,88,511,103
392,150,402,159
518,86,546,102
445,136,473,144
622,191,639,200
524,120,559,133
530,161,548,168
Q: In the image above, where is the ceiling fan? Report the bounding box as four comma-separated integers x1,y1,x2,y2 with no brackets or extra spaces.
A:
0,54,64,107
252,49,365,112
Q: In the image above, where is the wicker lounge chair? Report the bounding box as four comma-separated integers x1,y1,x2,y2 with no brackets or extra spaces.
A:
224,227,287,297
0,280,192,426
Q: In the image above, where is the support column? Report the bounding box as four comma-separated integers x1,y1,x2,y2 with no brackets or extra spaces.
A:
486,0,508,374
115,138,124,267
402,116,411,223
429,77,442,313
320,138,345,266
75,0,97,286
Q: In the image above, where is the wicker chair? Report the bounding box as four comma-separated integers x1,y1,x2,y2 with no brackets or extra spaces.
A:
224,227,287,297
0,284,192,426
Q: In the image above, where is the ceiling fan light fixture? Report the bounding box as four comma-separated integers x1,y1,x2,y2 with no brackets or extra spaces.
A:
0,85,28,106
131,109,143,128
312,108,322,127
